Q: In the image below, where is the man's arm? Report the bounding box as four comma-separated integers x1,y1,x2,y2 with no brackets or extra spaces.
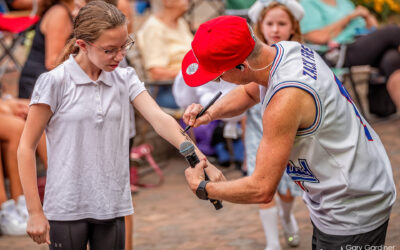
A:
185,87,316,203
183,82,260,127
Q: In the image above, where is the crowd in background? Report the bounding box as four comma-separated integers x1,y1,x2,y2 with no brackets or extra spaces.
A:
0,0,399,249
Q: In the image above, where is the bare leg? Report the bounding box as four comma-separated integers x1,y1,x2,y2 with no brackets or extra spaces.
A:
125,214,133,250
0,114,25,201
387,69,400,110
278,189,295,203
0,148,8,205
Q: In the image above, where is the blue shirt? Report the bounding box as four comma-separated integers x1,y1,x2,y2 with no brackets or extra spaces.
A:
300,0,366,44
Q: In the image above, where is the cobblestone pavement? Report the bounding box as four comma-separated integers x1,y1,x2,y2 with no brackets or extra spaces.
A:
0,117,399,249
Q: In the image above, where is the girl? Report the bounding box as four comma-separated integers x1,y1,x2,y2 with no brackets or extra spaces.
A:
17,1,223,248
247,1,304,249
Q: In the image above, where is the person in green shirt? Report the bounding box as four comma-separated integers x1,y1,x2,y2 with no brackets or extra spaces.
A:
300,0,400,117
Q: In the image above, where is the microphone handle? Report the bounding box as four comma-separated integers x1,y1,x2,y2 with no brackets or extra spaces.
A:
186,155,223,210
204,172,223,210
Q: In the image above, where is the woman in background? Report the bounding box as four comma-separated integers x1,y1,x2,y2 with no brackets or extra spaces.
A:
18,0,74,98
299,0,400,116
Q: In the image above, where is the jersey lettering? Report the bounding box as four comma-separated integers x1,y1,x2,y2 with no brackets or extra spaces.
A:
301,45,318,80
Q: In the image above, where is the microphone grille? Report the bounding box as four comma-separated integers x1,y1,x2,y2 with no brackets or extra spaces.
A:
179,141,195,157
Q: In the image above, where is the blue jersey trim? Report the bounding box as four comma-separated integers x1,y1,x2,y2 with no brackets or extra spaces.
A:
262,43,284,105
270,44,284,79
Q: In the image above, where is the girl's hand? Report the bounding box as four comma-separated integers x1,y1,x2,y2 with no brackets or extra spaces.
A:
27,212,51,245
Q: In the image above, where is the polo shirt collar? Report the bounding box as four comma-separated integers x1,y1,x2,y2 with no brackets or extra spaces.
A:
65,55,113,87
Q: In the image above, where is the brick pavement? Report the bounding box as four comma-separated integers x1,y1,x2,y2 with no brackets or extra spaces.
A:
1,117,399,250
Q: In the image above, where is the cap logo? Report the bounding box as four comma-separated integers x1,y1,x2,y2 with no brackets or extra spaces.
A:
186,63,199,75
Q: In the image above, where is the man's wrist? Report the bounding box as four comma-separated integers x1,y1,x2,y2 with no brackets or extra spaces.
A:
195,180,209,200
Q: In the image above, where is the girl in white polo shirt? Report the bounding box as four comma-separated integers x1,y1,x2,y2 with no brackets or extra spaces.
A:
17,1,223,249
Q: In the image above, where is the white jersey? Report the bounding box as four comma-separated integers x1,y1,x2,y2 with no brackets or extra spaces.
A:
260,41,396,235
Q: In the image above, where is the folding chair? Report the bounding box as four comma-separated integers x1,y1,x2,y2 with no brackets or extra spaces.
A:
306,43,374,117
0,0,39,94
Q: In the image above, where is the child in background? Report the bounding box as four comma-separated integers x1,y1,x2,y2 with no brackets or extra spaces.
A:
247,0,305,249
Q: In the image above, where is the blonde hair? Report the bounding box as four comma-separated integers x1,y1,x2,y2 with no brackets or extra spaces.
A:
58,0,126,63
253,2,302,45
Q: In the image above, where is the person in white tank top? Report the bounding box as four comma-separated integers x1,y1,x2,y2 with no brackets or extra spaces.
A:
181,15,396,249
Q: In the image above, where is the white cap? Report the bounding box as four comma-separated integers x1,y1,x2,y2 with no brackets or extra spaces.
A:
248,0,305,24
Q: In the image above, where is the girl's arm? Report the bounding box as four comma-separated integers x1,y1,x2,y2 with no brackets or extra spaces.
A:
132,91,226,182
17,104,52,244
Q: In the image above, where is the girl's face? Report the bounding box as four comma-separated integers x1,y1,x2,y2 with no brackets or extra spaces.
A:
86,25,131,72
261,7,295,45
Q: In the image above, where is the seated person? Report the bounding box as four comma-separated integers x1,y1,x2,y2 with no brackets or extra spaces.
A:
18,0,74,99
0,147,26,236
300,0,400,116
136,0,192,109
0,97,46,235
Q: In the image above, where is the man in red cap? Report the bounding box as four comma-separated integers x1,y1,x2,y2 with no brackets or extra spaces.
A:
182,15,396,249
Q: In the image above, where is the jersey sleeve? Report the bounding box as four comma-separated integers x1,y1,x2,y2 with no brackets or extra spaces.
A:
126,67,146,102
29,72,60,113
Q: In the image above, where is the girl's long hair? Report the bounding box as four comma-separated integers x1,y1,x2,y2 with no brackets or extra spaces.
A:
57,0,126,64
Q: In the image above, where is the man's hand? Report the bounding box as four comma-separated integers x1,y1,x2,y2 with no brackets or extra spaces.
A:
204,162,226,182
185,159,207,193
27,211,51,245
183,103,212,128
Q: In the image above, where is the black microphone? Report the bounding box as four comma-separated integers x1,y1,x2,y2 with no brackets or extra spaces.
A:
179,141,223,210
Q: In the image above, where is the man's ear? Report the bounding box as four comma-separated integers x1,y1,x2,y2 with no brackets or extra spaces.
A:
235,64,245,71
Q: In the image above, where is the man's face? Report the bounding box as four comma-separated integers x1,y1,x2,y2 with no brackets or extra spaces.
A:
220,66,251,85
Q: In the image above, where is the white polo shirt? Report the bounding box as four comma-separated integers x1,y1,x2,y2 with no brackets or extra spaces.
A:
30,55,146,221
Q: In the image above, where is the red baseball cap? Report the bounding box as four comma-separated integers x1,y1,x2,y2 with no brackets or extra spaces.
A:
182,16,256,87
